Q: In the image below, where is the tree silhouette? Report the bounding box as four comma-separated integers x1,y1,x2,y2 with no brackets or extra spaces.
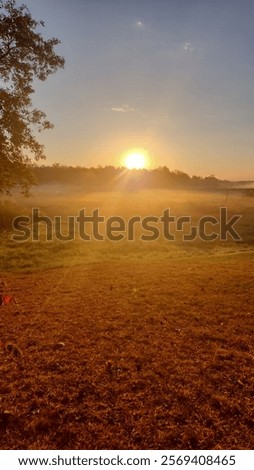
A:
0,0,64,194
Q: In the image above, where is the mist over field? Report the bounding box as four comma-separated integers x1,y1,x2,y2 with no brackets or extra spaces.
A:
0,184,254,450
1,185,253,272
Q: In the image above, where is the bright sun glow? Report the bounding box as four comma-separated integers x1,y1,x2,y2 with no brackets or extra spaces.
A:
124,150,148,169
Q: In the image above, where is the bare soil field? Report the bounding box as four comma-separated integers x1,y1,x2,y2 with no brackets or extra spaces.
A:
0,256,253,449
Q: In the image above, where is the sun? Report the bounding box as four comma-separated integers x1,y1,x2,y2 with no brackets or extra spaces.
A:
123,149,148,170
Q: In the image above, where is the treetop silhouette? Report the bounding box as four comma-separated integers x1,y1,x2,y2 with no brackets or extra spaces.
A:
0,0,64,194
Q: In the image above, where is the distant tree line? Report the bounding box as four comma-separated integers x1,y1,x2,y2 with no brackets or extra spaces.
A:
32,164,233,191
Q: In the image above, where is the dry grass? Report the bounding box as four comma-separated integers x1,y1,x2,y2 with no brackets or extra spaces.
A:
0,257,253,449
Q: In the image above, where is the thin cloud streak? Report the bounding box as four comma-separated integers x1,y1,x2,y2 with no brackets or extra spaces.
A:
110,105,135,113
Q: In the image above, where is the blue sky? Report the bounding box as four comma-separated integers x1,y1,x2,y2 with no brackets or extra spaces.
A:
18,0,254,179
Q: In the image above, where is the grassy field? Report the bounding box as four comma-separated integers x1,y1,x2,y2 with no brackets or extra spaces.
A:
0,187,254,271
0,188,253,449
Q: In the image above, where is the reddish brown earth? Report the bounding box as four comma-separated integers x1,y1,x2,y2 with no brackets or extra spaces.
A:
0,257,253,449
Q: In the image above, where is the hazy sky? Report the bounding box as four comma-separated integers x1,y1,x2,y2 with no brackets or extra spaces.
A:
18,0,254,179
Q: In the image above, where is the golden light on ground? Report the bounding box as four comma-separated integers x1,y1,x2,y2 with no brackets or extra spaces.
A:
123,149,149,170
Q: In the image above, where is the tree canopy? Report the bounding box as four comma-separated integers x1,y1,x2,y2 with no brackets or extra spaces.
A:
0,0,64,194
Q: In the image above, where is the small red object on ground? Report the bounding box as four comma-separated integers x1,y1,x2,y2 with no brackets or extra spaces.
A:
0,294,15,305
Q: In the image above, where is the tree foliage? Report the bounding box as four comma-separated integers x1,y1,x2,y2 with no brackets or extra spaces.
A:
0,0,64,194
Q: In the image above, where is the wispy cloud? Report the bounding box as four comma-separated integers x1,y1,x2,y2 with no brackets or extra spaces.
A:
135,20,144,29
110,104,135,113
183,42,194,52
